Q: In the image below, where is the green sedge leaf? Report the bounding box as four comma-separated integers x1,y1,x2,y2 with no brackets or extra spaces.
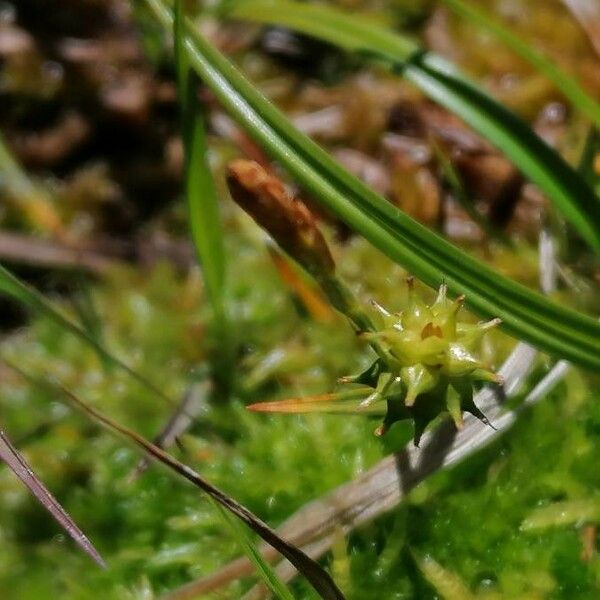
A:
174,0,226,323
143,0,600,370
579,127,600,197
442,0,600,129
225,0,600,254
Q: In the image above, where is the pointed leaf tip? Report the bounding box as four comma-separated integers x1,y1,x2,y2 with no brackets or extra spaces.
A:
0,429,106,568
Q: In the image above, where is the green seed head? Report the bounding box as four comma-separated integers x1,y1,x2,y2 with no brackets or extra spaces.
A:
248,278,501,446
361,279,501,442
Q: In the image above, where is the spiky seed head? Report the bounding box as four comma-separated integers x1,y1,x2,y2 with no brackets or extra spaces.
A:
248,281,499,444
362,281,499,440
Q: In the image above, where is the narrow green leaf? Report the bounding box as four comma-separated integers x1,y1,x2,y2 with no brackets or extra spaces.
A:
225,0,600,254
143,0,600,369
175,0,226,323
441,0,600,128
173,0,189,101
579,127,600,196
0,263,173,406
0,424,105,568
212,501,296,600
70,278,111,370
224,1,420,60
431,141,510,245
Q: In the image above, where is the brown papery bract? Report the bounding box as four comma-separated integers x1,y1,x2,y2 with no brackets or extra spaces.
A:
227,159,335,277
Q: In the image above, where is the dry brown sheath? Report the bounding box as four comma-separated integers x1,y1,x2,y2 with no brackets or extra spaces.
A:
227,159,335,277
227,159,378,334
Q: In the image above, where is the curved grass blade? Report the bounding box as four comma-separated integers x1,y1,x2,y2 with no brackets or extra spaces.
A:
212,501,296,600
225,0,600,254
61,385,345,600
174,0,226,324
0,425,105,567
441,0,600,128
0,263,173,407
70,279,111,369
143,0,600,370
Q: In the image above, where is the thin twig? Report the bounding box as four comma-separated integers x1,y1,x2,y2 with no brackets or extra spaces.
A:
0,231,198,273
130,380,211,479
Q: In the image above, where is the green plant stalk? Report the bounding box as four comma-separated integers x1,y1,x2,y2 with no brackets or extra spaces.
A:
174,0,235,393
225,0,600,254
211,500,296,600
174,0,226,326
312,270,398,366
226,159,393,363
441,0,600,128
142,0,600,370
285,254,395,365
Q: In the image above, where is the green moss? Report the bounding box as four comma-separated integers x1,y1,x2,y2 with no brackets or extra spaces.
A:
0,233,599,599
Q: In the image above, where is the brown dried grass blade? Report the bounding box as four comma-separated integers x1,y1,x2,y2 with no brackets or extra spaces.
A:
60,385,345,600
247,388,377,414
0,427,105,567
268,246,334,323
